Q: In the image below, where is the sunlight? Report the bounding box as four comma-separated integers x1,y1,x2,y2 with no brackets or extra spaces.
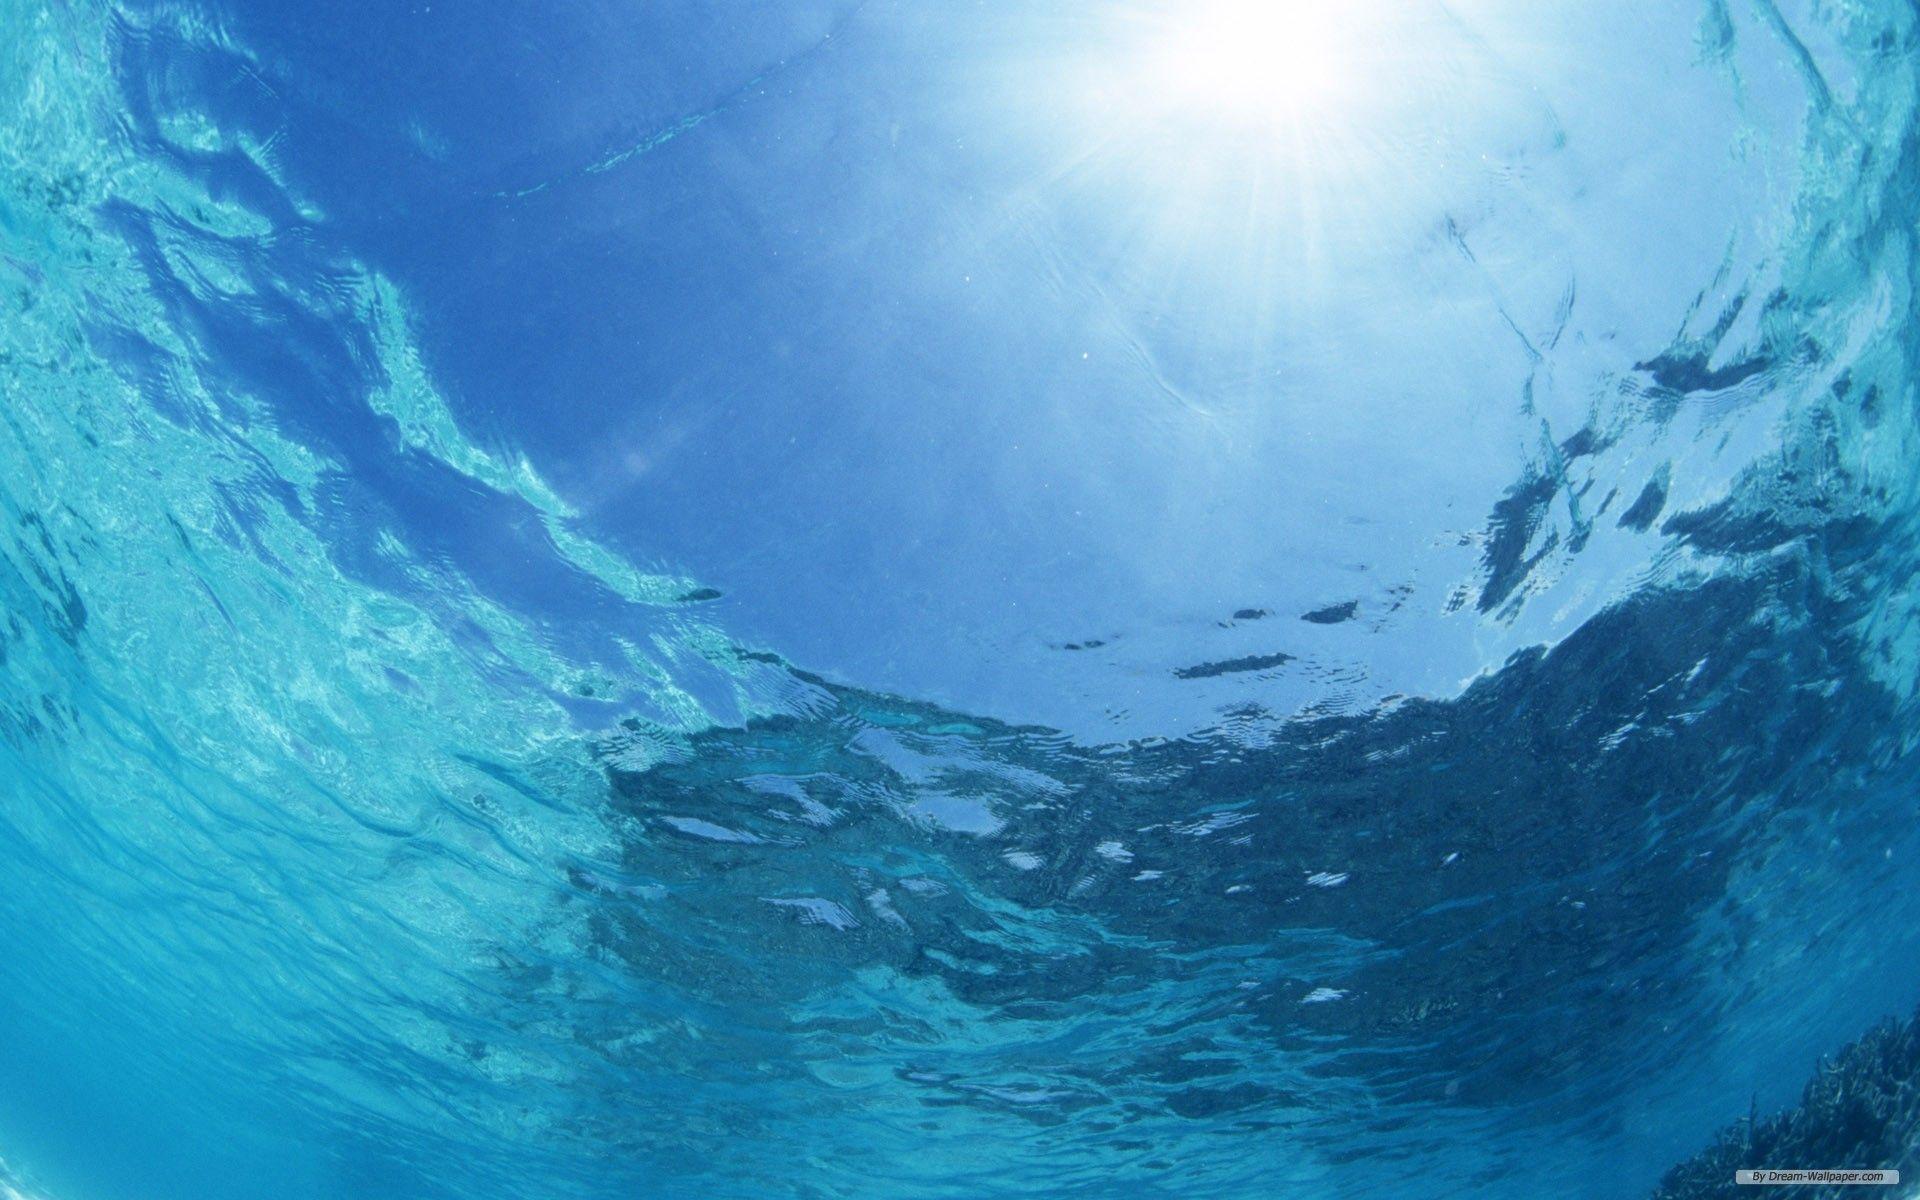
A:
1146,0,1358,124
1014,0,1523,285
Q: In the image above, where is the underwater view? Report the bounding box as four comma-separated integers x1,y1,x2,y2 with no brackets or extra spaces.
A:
3,0,1920,1196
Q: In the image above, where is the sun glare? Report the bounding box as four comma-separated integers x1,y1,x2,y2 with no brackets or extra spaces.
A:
1010,0,1513,300
1148,0,1358,123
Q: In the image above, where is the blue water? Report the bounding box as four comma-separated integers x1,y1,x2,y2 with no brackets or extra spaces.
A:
2,1,1919,1197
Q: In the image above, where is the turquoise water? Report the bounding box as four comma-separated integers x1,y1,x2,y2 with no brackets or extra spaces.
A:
2,1,1919,1197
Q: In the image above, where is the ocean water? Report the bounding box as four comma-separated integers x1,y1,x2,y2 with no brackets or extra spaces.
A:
2,1,1919,1197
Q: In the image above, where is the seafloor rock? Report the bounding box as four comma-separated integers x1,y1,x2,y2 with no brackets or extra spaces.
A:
1654,1007,1920,1198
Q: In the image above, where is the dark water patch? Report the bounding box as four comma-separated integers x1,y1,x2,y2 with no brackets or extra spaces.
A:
1636,347,1776,395
1476,469,1561,614
1173,653,1296,679
1619,465,1672,532
1558,425,1616,461
1300,601,1358,625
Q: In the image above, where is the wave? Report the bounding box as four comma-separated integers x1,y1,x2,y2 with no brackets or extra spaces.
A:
1,0,1917,1197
